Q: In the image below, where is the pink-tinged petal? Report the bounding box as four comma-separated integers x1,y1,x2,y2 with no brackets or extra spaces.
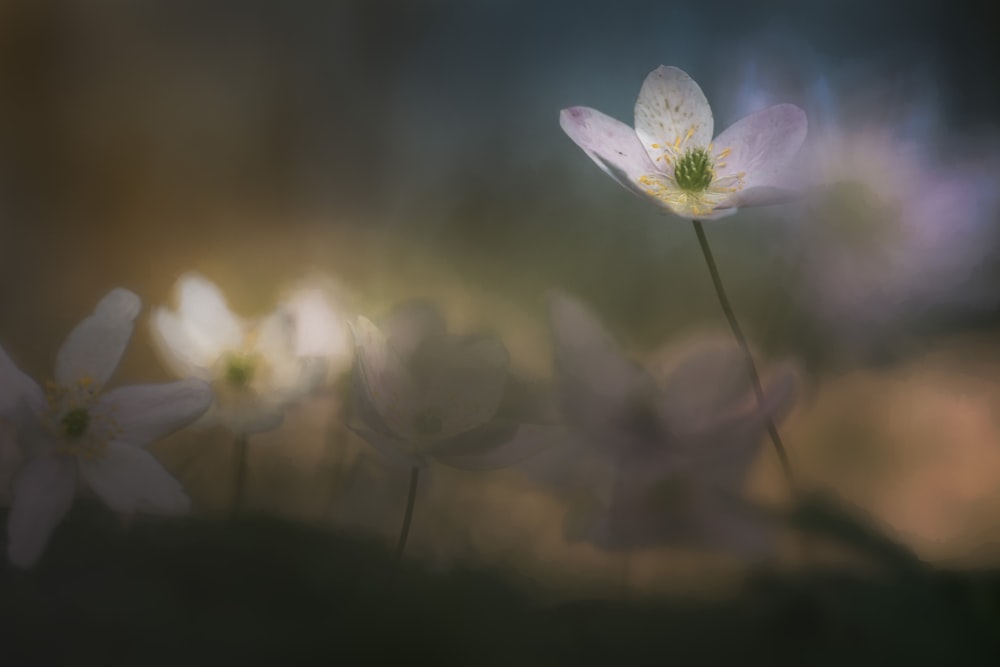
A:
559,106,660,197
7,455,77,569
95,379,213,448
634,66,714,163
420,336,509,439
0,343,44,420
546,291,650,439
712,104,807,190
349,426,424,469
80,443,190,515
382,299,448,364
55,288,141,387
432,422,565,471
351,317,417,438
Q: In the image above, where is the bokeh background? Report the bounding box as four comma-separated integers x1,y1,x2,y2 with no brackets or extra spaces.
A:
2,0,1000,600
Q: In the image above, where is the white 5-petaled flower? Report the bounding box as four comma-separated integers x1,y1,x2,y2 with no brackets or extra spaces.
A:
560,65,807,220
351,300,556,471
0,288,213,569
530,291,799,555
151,273,325,434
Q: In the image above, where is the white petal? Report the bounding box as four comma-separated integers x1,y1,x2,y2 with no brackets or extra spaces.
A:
55,288,141,386
382,299,448,364
545,291,650,439
634,66,714,165
252,308,305,400
95,379,214,447
171,273,245,360
0,342,44,420
432,422,563,471
7,455,77,569
149,308,216,379
712,104,807,190
559,106,660,197
351,316,417,438
282,288,349,359
349,426,424,469
656,338,751,431
80,442,190,515
209,399,285,435
420,336,509,438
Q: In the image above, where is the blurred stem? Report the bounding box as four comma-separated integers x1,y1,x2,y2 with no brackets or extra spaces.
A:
396,466,420,558
691,220,797,494
324,378,355,521
233,434,249,518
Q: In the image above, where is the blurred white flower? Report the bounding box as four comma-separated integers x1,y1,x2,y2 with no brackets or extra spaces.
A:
151,272,326,434
528,291,799,556
350,300,557,471
276,279,355,392
559,65,807,220
0,288,212,569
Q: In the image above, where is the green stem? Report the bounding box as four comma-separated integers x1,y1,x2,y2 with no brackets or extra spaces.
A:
396,466,420,558
233,433,249,517
691,219,797,492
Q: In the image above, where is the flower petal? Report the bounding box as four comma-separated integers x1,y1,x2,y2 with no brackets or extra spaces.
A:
80,442,190,515
382,299,448,364
420,336,509,438
207,399,285,435
349,425,424,469
712,104,807,190
634,66,714,164
559,106,660,197
546,291,651,439
351,316,417,438
55,288,141,386
95,379,214,448
253,308,306,400
0,343,44,420
7,455,77,569
431,422,564,471
154,274,245,371
149,308,215,379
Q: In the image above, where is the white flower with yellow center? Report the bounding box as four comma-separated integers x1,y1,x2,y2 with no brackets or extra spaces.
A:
560,65,807,220
0,288,213,569
150,273,318,434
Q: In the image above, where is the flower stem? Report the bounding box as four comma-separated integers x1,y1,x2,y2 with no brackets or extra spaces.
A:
396,466,420,558
233,433,249,517
691,220,797,493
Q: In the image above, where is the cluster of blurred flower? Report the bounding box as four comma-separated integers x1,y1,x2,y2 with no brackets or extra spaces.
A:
3,58,998,574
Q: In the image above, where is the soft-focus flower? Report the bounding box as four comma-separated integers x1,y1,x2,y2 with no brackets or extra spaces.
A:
559,65,807,220
723,51,1000,355
350,300,557,470
527,291,798,555
151,273,324,434
0,288,213,568
276,279,354,392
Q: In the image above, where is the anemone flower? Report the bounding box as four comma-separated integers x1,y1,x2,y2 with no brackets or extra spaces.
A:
0,288,212,569
150,272,327,514
351,299,557,556
560,65,807,493
536,291,798,557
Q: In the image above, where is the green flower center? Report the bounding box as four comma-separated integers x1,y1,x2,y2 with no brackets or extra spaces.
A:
60,408,91,439
224,354,257,389
412,408,443,437
673,148,714,192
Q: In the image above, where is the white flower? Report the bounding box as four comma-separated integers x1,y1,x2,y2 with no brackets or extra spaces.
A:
533,291,799,555
0,288,213,569
350,300,556,470
150,273,321,434
276,280,354,391
559,65,807,220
